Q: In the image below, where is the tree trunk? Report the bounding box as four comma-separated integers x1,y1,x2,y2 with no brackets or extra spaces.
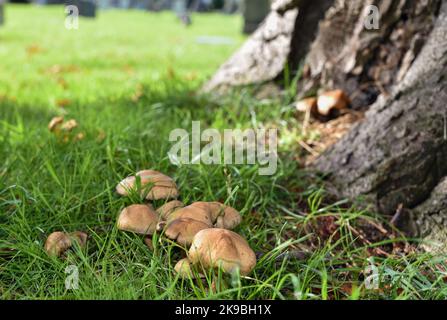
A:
202,0,333,92
314,0,447,242
204,0,447,249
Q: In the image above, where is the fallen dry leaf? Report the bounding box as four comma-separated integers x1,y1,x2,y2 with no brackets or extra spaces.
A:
131,84,144,102
56,98,71,108
26,44,44,57
46,64,80,75
96,130,107,143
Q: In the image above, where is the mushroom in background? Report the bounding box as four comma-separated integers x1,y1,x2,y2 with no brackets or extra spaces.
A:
44,231,88,257
317,89,350,116
116,170,179,201
156,200,184,220
61,119,79,132
296,90,350,118
48,116,64,132
296,97,318,114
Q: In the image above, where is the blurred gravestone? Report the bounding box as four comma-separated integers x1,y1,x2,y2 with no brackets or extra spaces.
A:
0,0,3,27
173,0,192,25
242,0,270,34
223,0,240,14
151,0,173,11
66,0,96,17
192,0,212,12
37,0,65,4
130,0,151,10
97,0,110,9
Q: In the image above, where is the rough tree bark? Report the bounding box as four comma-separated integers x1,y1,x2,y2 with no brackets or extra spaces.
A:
204,0,447,249
203,0,333,92
313,1,447,248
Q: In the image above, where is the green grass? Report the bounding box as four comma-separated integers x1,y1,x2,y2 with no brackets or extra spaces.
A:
1,5,447,300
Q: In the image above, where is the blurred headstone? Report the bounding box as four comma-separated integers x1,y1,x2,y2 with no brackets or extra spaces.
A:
223,0,240,14
242,0,270,34
66,0,96,18
0,1,4,27
172,0,187,14
190,0,212,12
97,0,110,9
150,0,172,11
117,0,130,8
211,0,222,9
173,0,191,25
129,0,151,10
36,0,65,4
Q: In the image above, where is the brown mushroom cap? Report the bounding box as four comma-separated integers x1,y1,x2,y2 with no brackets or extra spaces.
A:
69,231,88,247
167,204,213,225
116,170,179,200
45,232,72,257
188,229,256,276
144,236,154,251
190,202,241,230
48,116,64,132
156,200,185,220
174,258,205,279
44,231,88,257
61,119,78,132
317,89,350,116
164,218,212,247
296,97,318,113
117,204,159,235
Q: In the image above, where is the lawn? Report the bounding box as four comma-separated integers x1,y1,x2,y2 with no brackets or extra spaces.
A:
1,4,447,300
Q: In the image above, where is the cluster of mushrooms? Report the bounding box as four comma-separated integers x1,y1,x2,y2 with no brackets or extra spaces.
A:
48,116,85,143
44,169,257,280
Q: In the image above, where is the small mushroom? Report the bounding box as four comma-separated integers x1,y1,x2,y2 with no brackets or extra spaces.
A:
44,231,88,257
69,231,88,247
45,232,71,257
74,132,85,142
144,236,154,251
174,258,205,279
317,89,350,116
164,218,212,247
116,170,179,201
48,116,64,132
296,97,317,113
156,200,184,220
117,204,159,235
61,119,78,132
188,229,256,276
